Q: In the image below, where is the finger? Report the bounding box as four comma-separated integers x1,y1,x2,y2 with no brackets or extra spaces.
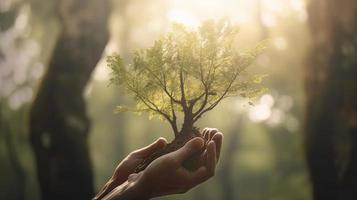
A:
208,128,218,141
202,128,210,139
196,149,207,166
172,137,204,163
203,131,209,141
211,132,223,161
133,137,167,157
205,141,216,176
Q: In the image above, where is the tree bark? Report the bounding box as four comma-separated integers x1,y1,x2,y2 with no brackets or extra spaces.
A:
305,1,357,199
29,1,109,199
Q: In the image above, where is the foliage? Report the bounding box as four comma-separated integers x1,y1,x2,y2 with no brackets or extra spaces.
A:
108,19,266,135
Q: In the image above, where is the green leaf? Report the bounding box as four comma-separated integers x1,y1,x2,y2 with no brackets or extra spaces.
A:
108,19,268,129
114,106,130,113
253,74,269,84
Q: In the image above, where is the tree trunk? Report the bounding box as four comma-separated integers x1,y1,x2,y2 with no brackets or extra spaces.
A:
0,102,25,200
29,1,109,199
305,1,357,199
181,118,194,135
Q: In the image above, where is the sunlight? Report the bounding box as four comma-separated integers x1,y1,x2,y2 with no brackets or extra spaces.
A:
93,0,307,83
248,94,274,122
273,36,288,50
93,61,110,81
260,0,285,27
267,108,284,126
249,104,272,122
289,0,306,11
260,0,307,23
92,41,118,82
262,0,285,13
167,9,199,27
261,12,277,27
167,0,256,25
166,0,307,29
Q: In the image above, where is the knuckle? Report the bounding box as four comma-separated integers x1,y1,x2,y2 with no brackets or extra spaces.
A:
127,152,136,158
210,128,218,133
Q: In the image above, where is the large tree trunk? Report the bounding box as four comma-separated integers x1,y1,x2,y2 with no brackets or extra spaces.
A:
29,1,109,199
305,1,357,199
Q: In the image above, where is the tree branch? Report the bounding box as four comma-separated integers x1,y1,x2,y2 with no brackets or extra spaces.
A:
126,82,174,126
179,68,188,113
188,92,205,110
170,98,179,136
193,85,209,116
142,64,181,104
193,70,239,122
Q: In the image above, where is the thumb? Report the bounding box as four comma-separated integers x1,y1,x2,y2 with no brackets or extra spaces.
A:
135,137,167,157
172,137,204,163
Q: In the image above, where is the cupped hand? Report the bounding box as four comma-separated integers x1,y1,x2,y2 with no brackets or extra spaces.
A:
93,137,167,200
131,129,223,198
113,137,168,184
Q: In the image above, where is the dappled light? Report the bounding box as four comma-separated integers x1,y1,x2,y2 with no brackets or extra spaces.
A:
249,94,274,122
1,0,356,200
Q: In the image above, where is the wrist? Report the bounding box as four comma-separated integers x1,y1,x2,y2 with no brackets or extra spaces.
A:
129,172,152,199
102,173,150,200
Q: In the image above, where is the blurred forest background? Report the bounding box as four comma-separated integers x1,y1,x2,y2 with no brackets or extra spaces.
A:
0,0,356,200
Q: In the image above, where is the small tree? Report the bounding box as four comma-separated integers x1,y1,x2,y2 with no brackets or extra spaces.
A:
108,20,266,171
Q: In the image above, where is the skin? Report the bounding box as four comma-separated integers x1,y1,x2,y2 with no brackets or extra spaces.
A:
93,128,223,200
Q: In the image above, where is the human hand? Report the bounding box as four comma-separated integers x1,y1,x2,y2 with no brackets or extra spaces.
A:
202,128,223,161
130,129,223,198
93,137,168,200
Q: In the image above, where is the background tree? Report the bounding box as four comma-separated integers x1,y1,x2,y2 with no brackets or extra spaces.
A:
305,0,357,199
0,0,44,199
29,0,110,199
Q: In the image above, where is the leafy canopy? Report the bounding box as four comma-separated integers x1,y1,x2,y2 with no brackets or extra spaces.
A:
108,19,266,135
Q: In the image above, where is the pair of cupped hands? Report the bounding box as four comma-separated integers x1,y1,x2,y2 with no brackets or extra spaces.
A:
93,128,223,200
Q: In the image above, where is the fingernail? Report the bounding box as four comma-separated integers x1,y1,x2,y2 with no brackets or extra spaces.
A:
157,137,166,142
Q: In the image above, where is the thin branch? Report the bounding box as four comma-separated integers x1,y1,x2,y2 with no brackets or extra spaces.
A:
179,68,188,112
199,43,205,85
192,47,220,116
170,98,179,135
188,92,205,110
142,64,181,104
137,95,179,134
193,85,209,116
206,48,217,85
193,70,240,122
189,45,207,109
163,84,181,104
127,69,180,135
160,67,181,104
126,82,173,124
